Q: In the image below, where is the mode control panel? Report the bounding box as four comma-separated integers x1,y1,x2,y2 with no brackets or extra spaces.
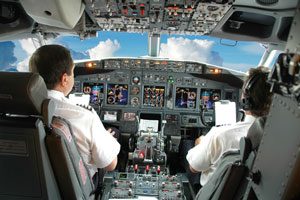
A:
181,114,202,127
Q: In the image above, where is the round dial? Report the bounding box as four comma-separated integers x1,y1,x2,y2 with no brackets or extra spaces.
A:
130,86,140,95
131,97,140,106
132,76,140,84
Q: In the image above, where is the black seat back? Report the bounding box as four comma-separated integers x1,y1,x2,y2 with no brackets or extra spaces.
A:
46,116,94,200
195,149,248,200
0,72,61,200
195,118,263,200
0,72,94,200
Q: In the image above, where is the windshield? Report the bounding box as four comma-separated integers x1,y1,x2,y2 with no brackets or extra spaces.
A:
0,31,266,72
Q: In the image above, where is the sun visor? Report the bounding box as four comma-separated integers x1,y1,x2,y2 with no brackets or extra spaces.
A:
20,0,85,29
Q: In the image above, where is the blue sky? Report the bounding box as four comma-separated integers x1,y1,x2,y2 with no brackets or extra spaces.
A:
0,31,265,72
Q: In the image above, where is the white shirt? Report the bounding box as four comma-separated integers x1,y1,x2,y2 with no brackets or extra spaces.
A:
186,115,256,186
48,90,120,176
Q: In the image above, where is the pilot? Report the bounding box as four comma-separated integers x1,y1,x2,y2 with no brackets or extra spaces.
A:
186,66,273,186
29,44,120,196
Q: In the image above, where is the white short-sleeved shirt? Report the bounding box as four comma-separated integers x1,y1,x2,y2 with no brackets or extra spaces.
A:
48,90,120,177
186,115,256,186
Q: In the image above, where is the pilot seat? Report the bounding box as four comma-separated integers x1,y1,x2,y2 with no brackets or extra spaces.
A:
0,72,95,200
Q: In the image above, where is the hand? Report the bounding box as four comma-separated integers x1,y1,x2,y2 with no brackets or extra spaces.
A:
107,128,116,136
195,136,201,145
107,127,120,140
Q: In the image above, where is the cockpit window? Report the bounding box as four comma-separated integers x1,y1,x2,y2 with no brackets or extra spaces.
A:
0,32,267,72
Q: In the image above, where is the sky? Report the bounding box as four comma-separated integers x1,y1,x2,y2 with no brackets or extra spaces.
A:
0,31,266,72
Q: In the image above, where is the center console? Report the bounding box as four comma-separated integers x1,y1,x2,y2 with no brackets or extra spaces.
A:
101,121,192,200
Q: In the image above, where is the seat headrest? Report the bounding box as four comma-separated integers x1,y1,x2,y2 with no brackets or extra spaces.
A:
247,116,267,150
0,72,48,115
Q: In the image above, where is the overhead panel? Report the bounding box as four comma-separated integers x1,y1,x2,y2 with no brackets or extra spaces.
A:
84,0,233,35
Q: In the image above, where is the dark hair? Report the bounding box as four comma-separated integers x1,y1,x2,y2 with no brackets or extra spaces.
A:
242,66,273,117
29,44,73,89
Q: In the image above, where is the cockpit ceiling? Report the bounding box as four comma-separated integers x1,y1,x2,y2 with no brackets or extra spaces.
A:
0,0,298,44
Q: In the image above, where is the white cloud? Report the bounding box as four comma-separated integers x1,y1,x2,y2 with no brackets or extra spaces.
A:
19,39,38,55
159,37,214,62
17,39,39,71
17,57,31,72
87,39,120,59
239,43,265,55
16,38,59,71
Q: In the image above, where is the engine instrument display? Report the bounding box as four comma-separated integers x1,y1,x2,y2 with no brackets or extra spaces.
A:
143,86,165,108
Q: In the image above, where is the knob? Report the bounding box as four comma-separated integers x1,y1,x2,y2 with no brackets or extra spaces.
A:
113,180,118,187
129,181,133,188
145,165,150,173
177,190,182,197
128,189,133,196
134,164,138,173
157,165,161,174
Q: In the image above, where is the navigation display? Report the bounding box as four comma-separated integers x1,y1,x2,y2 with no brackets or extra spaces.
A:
200,89,221,109
107,84,128,105
175,87,197,109
143,86,165,108
83,82,104,104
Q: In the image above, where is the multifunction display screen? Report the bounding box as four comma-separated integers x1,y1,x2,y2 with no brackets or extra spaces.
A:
107,84,128,105
175,87,197,109
83,82,104,104
200,89,221,109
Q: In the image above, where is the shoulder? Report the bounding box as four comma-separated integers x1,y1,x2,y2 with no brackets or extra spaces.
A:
206,125,235,142
52,98,95,116
76,104,93,112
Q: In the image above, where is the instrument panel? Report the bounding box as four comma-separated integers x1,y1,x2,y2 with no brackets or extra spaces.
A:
73,58,241,135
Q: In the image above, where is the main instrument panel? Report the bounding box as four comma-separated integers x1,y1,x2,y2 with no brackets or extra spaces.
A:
73,58,242,137
73,58,243,198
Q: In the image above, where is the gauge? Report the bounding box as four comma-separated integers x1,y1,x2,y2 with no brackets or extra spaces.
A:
130,86,140,95
107,96,115,104
132,76,140,84
131,97,140,106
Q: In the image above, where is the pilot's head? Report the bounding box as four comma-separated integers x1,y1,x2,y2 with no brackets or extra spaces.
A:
29,44,74,96
241,66,273,117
